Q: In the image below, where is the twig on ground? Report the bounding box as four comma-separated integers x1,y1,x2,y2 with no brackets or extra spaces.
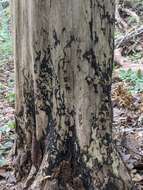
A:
115,26,143,48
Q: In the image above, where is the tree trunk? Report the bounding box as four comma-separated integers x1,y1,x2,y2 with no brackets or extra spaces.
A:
12,0,134,189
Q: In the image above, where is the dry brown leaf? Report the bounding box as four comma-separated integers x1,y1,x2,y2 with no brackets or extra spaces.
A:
112,84,134,109
133,174,143,182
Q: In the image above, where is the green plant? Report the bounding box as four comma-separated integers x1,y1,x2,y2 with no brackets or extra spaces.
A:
6,120,15,129
0,156,7,166
0,82,4,90
127,52,143,63
0,120,15,166
128,16,137,24
119,69,143,93
8,79,14,88
114,29,122,39
6,91,15,103
0,121,15,134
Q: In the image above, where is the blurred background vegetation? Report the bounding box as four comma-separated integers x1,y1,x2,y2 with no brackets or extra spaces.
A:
0,0,14,166
0,0,12,64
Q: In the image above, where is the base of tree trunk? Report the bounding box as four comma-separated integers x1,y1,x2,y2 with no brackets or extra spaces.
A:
11,139,135,190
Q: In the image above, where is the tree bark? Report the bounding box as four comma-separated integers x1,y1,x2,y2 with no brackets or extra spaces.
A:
12,0,135,189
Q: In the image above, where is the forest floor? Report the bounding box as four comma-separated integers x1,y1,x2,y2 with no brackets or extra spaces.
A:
112,0,143,188
0,0,143,189
0,1,15,169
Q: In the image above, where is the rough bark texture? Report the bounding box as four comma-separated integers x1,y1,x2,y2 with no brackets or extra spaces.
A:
12,0,135,189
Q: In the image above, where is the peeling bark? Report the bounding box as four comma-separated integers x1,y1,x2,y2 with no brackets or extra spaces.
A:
12,0,135,189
